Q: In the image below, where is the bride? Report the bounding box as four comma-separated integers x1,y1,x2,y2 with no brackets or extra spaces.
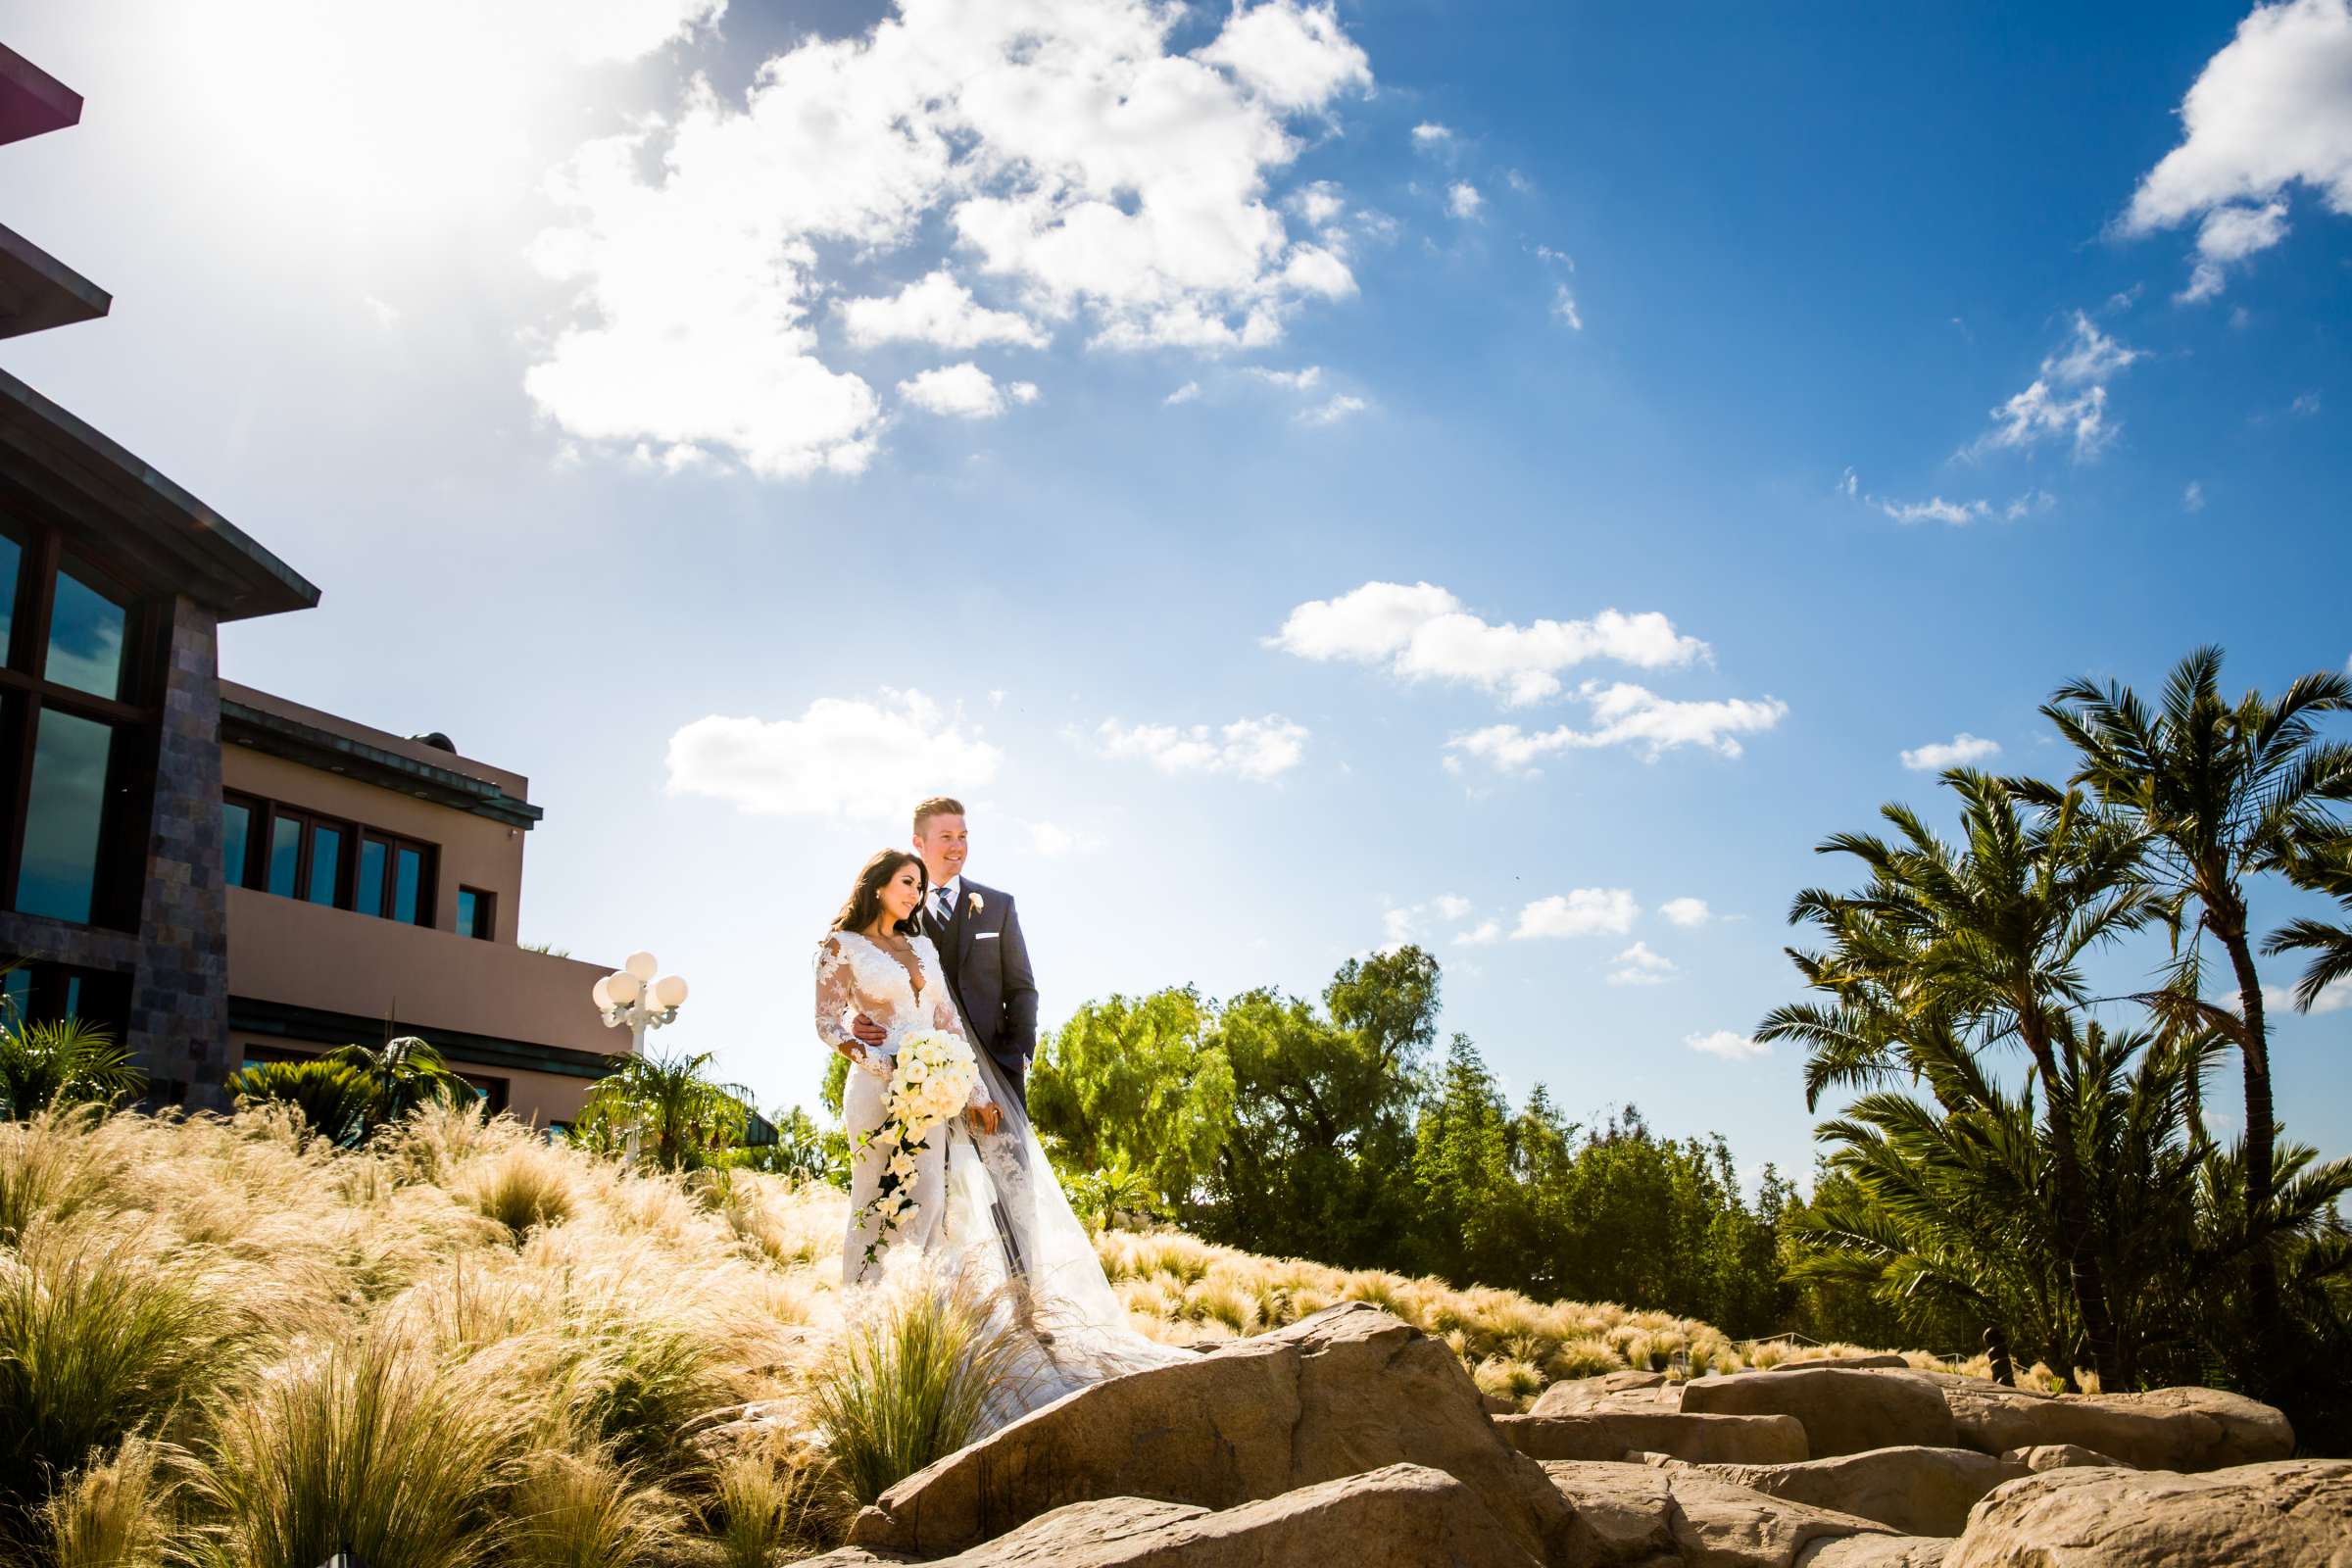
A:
812,849,1189,1416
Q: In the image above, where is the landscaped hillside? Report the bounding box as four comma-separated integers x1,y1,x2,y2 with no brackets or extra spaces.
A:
0,1103,1933,1564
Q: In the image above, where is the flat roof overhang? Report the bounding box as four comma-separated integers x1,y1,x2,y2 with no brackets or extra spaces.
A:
0,366,320,622
220,697,546,829
0,44,81,146
0,221,110,338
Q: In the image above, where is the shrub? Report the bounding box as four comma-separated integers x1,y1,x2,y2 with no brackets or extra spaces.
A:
503,1447,677,1568
38,1436,178,1568
700,1437,836,1568
187,1331,531,1568
461,1143,577,1240
225,1060,375,1147
0,1234,246,1514
805,1278,1028,1508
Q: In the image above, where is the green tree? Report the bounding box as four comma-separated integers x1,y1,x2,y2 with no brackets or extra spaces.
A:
2266,828,2352,1012
2044,646,2352,1378
1759,769,2151,1385
573,1049,757,1173
1409,1036,1522,1289
320,1035,472,1127
225,1057,377,1145
1028,988,1234,1216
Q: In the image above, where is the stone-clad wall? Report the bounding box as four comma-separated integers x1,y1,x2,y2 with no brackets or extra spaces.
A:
127,594,231,1107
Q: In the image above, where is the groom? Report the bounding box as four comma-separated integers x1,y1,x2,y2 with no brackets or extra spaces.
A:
852,795,1040,1109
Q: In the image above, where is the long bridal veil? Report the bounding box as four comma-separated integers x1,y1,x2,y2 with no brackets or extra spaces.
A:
927,1044,1195,1424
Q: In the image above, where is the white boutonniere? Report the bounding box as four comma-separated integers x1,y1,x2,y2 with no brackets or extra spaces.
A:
967,891,985,916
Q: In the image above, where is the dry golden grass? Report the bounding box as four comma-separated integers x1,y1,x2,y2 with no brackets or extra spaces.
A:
0,1106,1944,1562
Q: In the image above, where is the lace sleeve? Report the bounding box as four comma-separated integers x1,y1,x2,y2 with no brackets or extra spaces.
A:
917,937,991,1108
813,936,858,1053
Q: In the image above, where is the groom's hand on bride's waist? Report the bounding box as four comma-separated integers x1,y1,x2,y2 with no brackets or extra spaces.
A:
851,1012,887,1047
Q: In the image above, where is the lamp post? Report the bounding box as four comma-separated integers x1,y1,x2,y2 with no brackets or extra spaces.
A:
592,950,689,1057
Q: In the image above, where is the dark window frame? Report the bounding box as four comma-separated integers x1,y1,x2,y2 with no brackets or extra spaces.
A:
221,787,440,928
456,884,496,941
0,503,166,932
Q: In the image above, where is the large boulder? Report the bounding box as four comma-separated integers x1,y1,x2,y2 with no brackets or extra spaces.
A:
1997,1443,2129,1474
1680,1369,1956,1458
1530,1371,1671,1417
1936,1379,2293,1472
1675,1447,2027,1538
845,1303,1580,1563
1794,1541,1950,1567
1500,1412,1808,1465
1543,1461,1905,1568
804,1464,1545,1567
1761,1354,1911,1375
1945,1459,2352,1567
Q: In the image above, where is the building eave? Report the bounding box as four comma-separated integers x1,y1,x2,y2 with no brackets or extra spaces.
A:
0,221,109,339
221,698,546,829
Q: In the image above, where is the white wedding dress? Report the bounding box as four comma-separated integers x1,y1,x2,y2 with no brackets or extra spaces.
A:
813,930,1191,1425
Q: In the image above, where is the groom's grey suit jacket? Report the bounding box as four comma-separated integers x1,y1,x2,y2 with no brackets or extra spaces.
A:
925,878,1039,1106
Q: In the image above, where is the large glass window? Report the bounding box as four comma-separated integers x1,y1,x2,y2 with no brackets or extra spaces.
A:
392,845,422,924
0,532,20,657
44,568,127,701
457,886,494,941
18,709,115,924
266,815,301,897
220,799,253,888
305,823,343,906
356,836,386,916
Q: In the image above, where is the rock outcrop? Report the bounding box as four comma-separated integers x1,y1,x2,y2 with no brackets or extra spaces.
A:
1528,1370,1671,1417
1997,1443,2128,1473
1679,1368,1957,1458
1664,1446,2027,1538
1935,1378,2293,1472
845,1303,1579,1563
1542,1461,1915,1567
1944,1459,2352,1567
1499,1411,1808,1465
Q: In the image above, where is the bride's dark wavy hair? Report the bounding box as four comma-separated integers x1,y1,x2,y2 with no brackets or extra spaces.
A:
831,849,928,936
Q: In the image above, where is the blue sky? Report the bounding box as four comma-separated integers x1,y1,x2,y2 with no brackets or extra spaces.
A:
7,0,2350,1184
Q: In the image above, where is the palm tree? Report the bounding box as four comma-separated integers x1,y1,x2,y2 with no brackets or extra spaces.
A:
1758,769,2150,1385
574,1050,757,1173
2265,828,2352,1012
321,1035,473,1127
2043,647,2352,1373
0,1011,143,1118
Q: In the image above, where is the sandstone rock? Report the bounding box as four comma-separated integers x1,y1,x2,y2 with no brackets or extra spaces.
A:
1945,1459,2352,1567
1997,1443,2129,1473
1761,1354,1911,1375
1680,1369,1956,1458
1938,1380,2293,1472
845,1303,1579,1563
1793,1539,1950,1567
1681,1447,2026,1538
1499,1411,1808,1466
1544,1460,1902,1567
1485,1392,1523,1415
1529,1370,1671,1416
802,1467,1542,1566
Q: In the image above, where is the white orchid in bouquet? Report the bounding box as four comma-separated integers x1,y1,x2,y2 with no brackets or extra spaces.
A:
854,1027,980,1268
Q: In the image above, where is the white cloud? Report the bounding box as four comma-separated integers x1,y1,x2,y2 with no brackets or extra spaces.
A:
1875,490,2054,526
1290,180,1347,226
2293,391,2324,416
840,269,1050,349
1901,732,2002,771
1454,919,1501,947
1192,0,1371,111
2267,976,2352,1014
527,0,1376,476
1446,682,1788,770
665,689,1001,818
1607,941,1676,986
1686,1029,1770,1061
1660,897,1711,928
898,363,1029,418
363,295,401,329
1097,714,1307,780
1434,894,1473,921
1446,181,1484,220
1164,380,1202,405
1025,819,1102,858
2123,0,2352,300
1513,889,1640,940
1299,393,1367,425
1380,893,1476,952
1249,365,1325,390
1551,284,1584,330
1971,313,2140,461
1411,122,1452,143
1838,466,1859,498
2184,480,2207,512
1271,581,1711,706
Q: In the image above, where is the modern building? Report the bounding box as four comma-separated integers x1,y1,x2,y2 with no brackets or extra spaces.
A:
0,41,623,1124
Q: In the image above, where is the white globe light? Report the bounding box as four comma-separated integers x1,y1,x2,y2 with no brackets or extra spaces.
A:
606,970,642,1005
654,975,689,1008
624,951,659,981
591,976,615,1010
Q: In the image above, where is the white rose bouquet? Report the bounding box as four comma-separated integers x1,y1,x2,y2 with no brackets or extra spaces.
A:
853,1027,980,1269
